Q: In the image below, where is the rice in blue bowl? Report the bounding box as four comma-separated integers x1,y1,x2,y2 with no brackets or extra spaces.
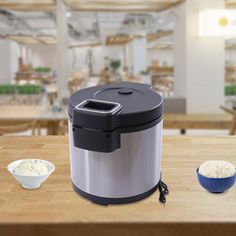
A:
197,160,236,193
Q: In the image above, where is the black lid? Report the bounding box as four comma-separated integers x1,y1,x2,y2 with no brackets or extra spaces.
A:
68,82,163,132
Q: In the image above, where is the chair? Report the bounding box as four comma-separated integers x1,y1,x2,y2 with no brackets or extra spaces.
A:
68,78,84,94
99,68,110,85
126,75,140,83
220,106,236,135
0,121,37,136
58,120,68,135
152,76,173,97
47,91,58,106
68,70,87,94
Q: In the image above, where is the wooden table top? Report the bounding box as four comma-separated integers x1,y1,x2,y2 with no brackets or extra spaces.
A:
1,136,236,236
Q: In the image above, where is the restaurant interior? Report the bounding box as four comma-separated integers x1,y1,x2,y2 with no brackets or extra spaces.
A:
0,0,236,137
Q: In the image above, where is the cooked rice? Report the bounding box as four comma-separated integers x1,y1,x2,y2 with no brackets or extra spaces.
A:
13,159,49,176
199,160,235,178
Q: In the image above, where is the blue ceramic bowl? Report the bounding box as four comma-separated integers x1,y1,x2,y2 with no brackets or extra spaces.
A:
196,168,236,193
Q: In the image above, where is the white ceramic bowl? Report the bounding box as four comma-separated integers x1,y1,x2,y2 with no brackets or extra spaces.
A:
7,159,55,189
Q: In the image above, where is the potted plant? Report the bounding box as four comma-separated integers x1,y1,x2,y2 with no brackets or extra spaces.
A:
140,70,151,84
110,59,121,72
109,59,122,82
225,85,236,110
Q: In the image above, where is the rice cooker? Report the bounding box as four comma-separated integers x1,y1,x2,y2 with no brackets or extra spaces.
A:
68,82,168,205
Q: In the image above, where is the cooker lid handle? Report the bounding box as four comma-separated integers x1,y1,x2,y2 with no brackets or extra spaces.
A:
72,99,122,152
72,99,122,131
75,99,122,115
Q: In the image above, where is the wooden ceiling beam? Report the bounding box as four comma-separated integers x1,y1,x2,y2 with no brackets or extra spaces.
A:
0,0,184,12
76,1,174,7
0,0,55,11
37,35,57,45
106,35,134,46
147,30,173,42
68,42,101,48
226,3,236,8
109,37,115,45
65,6,174,13
226,44,236,50
225,0,236,8
115,36,121,44
149,43,174,50
86,0,183,4
64,0,183,6
64,0,184,12
8,35,39,44
0,3,55,11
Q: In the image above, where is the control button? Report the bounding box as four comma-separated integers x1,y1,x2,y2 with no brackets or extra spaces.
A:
118,88,133,95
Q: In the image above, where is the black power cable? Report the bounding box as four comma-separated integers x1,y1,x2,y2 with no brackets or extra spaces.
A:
158,180,169,204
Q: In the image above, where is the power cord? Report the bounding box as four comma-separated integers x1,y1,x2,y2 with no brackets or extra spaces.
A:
158,180,169,204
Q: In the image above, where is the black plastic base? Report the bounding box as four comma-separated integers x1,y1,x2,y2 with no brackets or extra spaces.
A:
210,191,224,194
72,183,159,205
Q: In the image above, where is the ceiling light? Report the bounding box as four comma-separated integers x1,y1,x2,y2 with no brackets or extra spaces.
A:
199,10,236,38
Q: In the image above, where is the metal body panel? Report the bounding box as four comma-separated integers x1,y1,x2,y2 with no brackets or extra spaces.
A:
69,120,163,198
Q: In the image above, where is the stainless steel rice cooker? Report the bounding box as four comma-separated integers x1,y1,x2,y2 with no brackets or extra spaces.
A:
68,82,168,205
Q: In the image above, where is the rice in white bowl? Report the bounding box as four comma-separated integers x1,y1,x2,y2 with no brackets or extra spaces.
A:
199,160,235,178
13,159,49,176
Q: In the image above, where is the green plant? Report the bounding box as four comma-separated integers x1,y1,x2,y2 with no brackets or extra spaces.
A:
225,85,236,96
34,67,51,73
140,70,149,76
110,59,121,71
0,84,42,95
0,85,14,94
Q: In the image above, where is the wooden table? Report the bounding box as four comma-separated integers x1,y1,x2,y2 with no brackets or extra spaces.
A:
1,136,236,236
164,113,232,133
0,106,67,135
220,105,236,135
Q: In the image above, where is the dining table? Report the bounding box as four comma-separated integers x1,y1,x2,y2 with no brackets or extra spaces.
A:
0,105,67,135
1,135,236,236
220,105,236,135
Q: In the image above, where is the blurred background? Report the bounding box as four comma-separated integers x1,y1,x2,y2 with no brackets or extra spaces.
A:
0,0,235,136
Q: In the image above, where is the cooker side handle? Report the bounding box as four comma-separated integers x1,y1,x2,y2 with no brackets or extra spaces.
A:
72,126,120,153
